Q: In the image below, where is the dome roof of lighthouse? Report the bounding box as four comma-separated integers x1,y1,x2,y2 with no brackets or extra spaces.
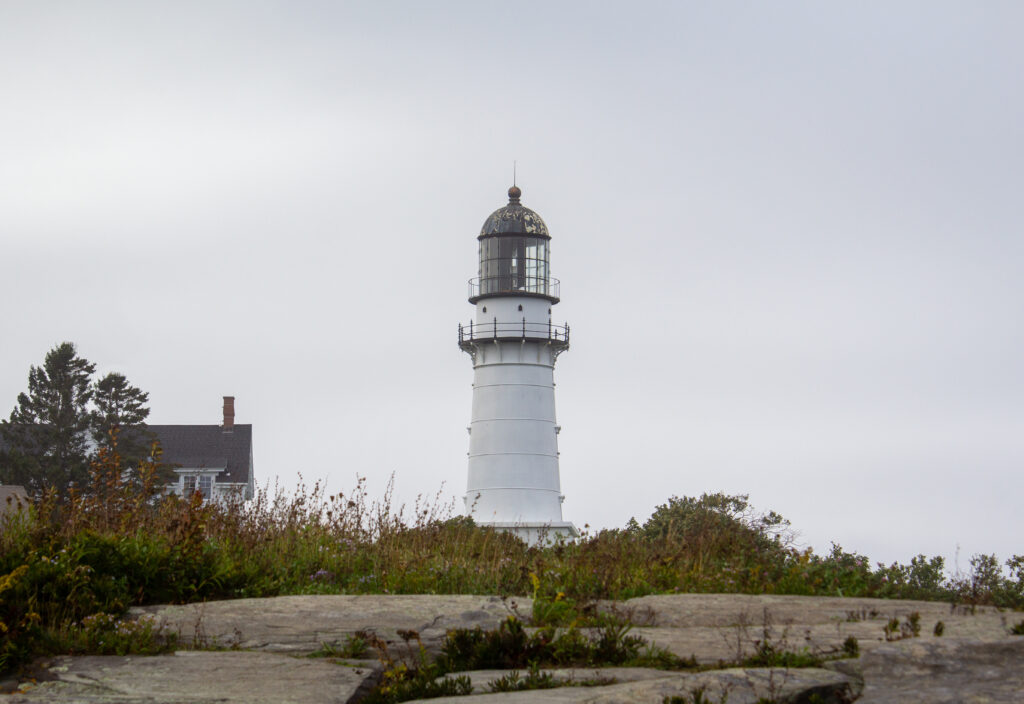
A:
480,186,549,237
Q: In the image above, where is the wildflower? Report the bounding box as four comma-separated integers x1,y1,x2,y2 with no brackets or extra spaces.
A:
310,569,333,582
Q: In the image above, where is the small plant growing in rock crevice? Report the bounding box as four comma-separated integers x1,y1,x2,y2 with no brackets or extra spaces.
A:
884,618,900,640
360,629,471,704
308,631,369,659
487,666,619,693
844,607,880,622
906,611,921,637
842,636,859,658
884,612,922,641
742,638,823,669
364,665,471,704
487,665,557,692
664,686,729,704
635,643,699,670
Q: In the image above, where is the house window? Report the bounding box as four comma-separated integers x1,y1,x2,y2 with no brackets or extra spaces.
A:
183,474,213,498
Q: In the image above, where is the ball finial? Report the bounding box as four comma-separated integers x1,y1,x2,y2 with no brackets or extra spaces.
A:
508,185,522,203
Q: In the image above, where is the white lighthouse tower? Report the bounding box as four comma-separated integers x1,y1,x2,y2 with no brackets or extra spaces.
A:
458,186,577,544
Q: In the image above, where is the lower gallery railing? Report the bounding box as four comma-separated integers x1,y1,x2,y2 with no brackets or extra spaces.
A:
458,319,569,344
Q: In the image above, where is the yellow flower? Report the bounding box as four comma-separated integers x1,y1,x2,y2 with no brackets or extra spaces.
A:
528,572,540,598
0,565,29,594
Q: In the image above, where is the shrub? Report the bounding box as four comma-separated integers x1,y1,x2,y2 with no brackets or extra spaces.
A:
439,616,646,671
0,565,39,674
54,613,176,656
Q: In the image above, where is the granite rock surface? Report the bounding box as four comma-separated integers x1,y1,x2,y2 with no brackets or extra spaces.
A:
7,594,1021,703
130,594,523,653
9,650,377,704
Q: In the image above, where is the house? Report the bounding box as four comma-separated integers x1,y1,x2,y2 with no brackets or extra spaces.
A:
0,397,254,502
153,396,255,502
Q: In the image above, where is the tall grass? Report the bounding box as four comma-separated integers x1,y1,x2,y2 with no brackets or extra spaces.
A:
1,441,1022,674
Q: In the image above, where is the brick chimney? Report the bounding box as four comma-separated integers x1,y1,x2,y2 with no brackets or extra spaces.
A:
222,396,235,432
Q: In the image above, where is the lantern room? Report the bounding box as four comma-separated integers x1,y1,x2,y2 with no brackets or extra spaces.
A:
469,186,560,303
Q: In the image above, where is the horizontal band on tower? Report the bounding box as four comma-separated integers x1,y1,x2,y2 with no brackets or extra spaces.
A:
473,363,556,371
470,418,555,423
468,451,559,458
465,487,562,493
472,382,555,390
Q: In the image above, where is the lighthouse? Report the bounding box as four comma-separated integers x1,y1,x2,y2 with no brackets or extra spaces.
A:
458,186,578,544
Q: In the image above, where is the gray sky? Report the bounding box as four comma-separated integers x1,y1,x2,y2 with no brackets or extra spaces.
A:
2,2,1021,572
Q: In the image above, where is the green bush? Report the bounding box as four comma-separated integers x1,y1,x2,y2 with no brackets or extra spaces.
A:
439,616,649,671
53,613,176,656
0,565,40,674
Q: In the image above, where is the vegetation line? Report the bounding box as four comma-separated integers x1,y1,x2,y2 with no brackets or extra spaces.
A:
1,442,1022,678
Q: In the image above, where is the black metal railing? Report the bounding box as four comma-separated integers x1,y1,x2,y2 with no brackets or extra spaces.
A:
458,318,570,346
468,276,560,300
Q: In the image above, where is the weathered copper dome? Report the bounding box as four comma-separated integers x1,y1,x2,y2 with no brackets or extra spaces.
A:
479,187,549,238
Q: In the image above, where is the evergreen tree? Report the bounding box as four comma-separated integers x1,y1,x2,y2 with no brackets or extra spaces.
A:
90,372,152,465
0,342,96,495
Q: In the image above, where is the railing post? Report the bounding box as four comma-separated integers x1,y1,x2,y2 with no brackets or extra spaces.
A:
469,320,473,340
493,316,497,339
522,316,526,339
548,319,551,339
458,323,462,343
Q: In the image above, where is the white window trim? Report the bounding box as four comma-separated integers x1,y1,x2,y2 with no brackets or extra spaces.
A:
173,467,226,499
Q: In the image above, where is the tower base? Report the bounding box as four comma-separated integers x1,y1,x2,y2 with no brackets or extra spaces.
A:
477,521,579,546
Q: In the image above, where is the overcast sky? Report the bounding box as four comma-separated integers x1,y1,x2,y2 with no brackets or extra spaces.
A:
1,2,1021,572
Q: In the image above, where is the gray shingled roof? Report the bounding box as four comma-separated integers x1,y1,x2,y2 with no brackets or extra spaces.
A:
0,424,254,486
146,425,252,484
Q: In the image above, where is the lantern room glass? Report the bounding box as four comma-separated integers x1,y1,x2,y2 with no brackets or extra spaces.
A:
477,236,550,296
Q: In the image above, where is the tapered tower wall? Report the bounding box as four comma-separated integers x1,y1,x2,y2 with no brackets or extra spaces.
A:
466,334,562,522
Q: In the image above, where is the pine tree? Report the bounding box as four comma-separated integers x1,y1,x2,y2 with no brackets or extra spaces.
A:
0,342,96,495
90,372,152,465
